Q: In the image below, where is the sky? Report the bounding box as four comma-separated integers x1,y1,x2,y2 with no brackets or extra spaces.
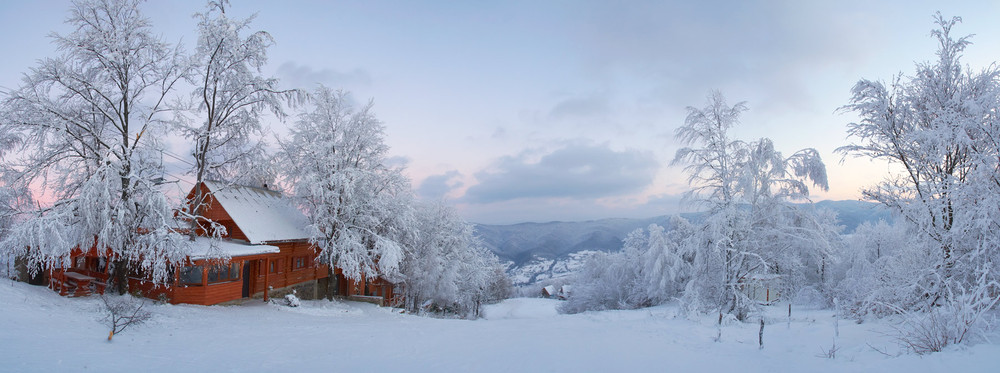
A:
2,0,1000,224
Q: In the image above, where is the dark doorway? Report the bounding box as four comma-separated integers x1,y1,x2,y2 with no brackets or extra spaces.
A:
242,261,251,298
27,264,46,285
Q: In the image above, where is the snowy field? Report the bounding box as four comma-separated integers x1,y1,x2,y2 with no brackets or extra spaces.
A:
1,281,997,373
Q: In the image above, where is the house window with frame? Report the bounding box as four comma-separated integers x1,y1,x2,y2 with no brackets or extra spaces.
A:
269,259,283,274
180,266,204,285
293,256,307,270
207,262,240,283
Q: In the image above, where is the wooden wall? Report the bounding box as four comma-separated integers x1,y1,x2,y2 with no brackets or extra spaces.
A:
251,241,329,297
166,241,330,306
189,183,248,241
172,281,242,305
336,272,400,307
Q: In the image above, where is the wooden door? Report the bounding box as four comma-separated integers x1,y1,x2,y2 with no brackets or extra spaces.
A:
242,261,252,298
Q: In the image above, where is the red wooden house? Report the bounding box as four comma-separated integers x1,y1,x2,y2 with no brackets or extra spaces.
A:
46,181,402,306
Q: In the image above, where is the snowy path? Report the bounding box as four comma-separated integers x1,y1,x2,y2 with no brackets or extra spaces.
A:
1,282,997,372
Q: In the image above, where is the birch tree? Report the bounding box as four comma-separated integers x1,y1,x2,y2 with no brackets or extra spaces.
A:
179,0,300,239
0,0,188,294
838,13,1000,319
672,92,830,320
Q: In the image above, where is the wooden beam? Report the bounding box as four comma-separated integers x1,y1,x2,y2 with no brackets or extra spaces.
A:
263,258,269,302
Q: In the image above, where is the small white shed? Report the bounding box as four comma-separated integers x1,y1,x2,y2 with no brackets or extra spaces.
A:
744,274,781,304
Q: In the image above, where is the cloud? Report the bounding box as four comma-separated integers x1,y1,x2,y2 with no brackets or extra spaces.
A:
385,156,410,169
463,143,658,203
491,126,508,140
572,1,878,110
548,94,611,121
276,62,372,90
417,170,463,200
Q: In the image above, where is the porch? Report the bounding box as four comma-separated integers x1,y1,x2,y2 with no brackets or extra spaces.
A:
49,268,107,297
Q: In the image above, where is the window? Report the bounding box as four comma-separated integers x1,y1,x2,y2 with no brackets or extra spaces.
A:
229,262,240,279
207,262,240,283
269,259,283,274
293,256,307,270
180,266,203,285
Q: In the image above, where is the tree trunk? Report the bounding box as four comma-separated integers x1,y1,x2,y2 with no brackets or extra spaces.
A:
111,258,130,295
325,266,337,300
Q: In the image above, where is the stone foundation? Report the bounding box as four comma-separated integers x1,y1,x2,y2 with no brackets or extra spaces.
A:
254,279,320,301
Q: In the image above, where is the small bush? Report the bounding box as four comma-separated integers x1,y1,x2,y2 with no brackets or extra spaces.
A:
101,294,152,341
893,291,997,354
817,340,840,359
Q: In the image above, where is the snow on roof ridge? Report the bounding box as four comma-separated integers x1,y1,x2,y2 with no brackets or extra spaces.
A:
203,180,281,195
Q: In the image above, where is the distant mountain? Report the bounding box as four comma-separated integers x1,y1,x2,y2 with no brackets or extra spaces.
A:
475,200,892,286
811,200,893,233
474,215,676,266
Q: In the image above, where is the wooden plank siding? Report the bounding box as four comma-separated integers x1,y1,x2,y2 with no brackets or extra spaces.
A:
129,278,172,300
186,183,249,242
336,271,401,307
172,281,243,305
165,241,330,306
251,241,329,298
47,239,331,306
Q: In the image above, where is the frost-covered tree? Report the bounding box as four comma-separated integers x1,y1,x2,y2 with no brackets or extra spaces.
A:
0,0,189,294
672,92,831,320
402,201,465,313
0,128,29,279
787,207,843,298
400,201,509,318
281,87,413,288
638,217,695,304
561,93,834,316
560,220,689,314
560,247,645,314
453,243,509,318
178,0,300,238
838,14,1000,322
568,216,697,312
0,183,30,279
831,219,927,315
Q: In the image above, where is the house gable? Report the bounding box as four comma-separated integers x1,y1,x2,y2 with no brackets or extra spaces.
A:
194,181,310,244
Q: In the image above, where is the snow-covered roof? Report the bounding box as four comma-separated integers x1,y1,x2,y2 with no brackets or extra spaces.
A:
188,237,280,260
203,181,311,244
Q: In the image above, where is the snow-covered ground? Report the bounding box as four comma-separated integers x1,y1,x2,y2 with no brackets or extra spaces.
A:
1,281,997,372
